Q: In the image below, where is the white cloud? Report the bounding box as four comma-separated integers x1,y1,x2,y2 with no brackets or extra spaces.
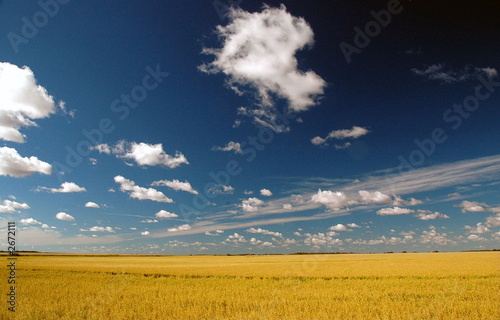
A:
141,231,150,236
114,175,173,203
411,64,498,84
466,234,485,242
225,233,247,243
414,210,449,220
55,212,75,221
80,226,115,233
200,5,325,131
464,223,491,234
329,224,351,231
167,224,191,232
20,218,41,225
96,141,188,168
141,219,159,223
0,62,57,143
0,147,52,177
304,232,342,248
151,179,198,194
260,188,273,196
121,142,188,168
92,143,111,154
485,212,500,228
312,126,369,147
347,223,361,228
89,158,98,165
212,141,243,154
0,200,30,213
419,228,455,245
240,197,265,212
84,202,100,208
283,203,293,210
311,189,353,210
155,210,178,219
38,182,86,193
377,207,415,216
246,227,282,237
455,200,488,213
359,190,391,203
207,184,235,195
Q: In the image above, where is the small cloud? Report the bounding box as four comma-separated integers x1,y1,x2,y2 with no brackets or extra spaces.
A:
152,179,198,195
212,141,243,154
260,189,273,197
84,202,100,208
377,207,415,216
168,224,191,232
246,227,282,237
20,218,41,225
55,212,75,221
141,219,159,223
455,200,488,213
155,210,178,219
80,226,115,233
359,190,391,203
311,126,369,148
414,210,449,220
329,224,351,232
114,175,173,203
37,182,86,193
141,231,150,236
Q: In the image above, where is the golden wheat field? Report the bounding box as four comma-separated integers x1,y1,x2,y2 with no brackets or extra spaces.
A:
1,252,499,320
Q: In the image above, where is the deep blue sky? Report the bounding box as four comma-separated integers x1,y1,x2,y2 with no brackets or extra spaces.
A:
1,0,499,254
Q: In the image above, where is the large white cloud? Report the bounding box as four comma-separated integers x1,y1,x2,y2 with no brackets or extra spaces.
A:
151,179,198,195
94,141,188,168
0,62,57,143
311,189,353,210
0,199,30,213
114,175,173,203
200,5,325,130
0,147,52,177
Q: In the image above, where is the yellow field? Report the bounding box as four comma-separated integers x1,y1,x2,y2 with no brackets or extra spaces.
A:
2,252,499,319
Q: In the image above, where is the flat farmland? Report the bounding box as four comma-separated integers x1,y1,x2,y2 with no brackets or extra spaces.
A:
2,252,499,319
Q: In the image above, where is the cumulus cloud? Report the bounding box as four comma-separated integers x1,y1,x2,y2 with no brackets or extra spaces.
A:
311,189,353,210
84,202,100,208
246,227,282,237
455,200,488,213
212,141,243,154
359,190,391,203
240,197,265,212
80,226,115,233
37,182,86,193
167,224,191,232
114,176,173,203
200,5,325,131
141,219,158,223
141,231,150,236
207,184,235,195
225,233,247,243
464,223,491,234
311,126,369,147
0,199,30,213
414,210,449,220
0,147,52,177
151,179,198,195
347,223,361,228
155,210,178,219
303,232,342,248
55,212,75,221
260,189,273,196
94,141,188,168
376,207,415,216
392,195,423,207
0,62,57,143
329,224,352,232
411,64,498,84
20,218,41,225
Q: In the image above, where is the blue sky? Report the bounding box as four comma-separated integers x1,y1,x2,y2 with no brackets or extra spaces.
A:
0,0,499,254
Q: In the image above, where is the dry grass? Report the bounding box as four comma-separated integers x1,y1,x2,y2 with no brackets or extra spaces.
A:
1,252,498,319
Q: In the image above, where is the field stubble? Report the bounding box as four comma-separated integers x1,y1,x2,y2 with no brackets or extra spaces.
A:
1,252,498,319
